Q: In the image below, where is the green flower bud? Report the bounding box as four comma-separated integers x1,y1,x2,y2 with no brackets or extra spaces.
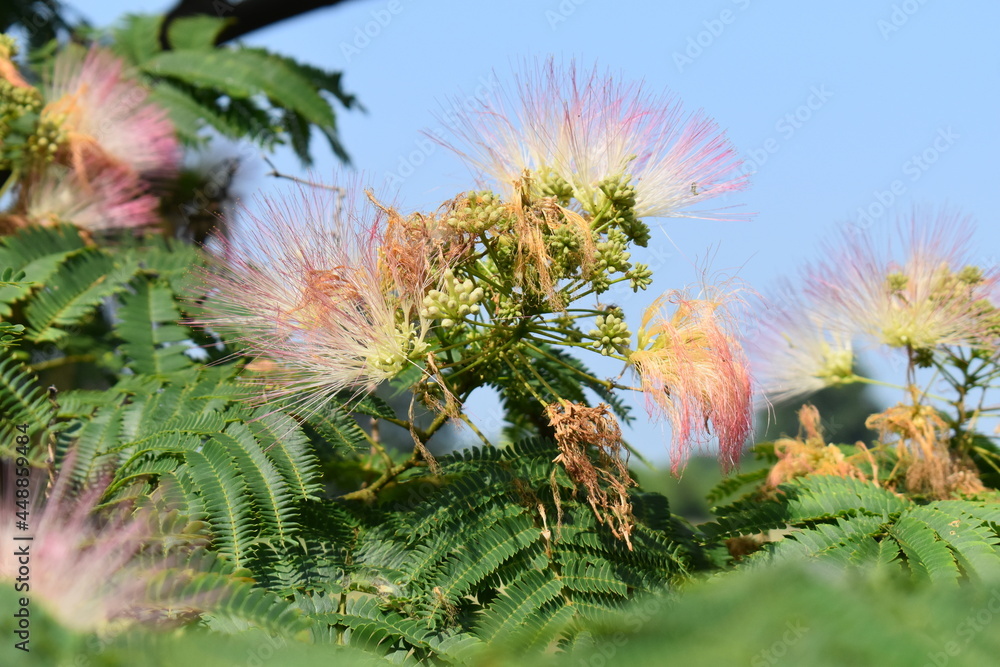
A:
494,296,522,323
595,228,631,274
590,270,611,295
420,268,485,327
588,312,631,356
886,272,908,293
626,263,653,292
614,214,651,247
597,174,637,209
24,116,66,163
446,191,509,234
957,265,984,285
537,167,573,203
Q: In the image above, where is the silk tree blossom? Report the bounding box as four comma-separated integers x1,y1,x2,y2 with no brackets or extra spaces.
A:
195,181,435,413
42,46,180,178
0,461,207,632
750,284,855,405
806,211,996,352
0,35,31,89
17,165,159,231
437,58,746,220
629,288,753,473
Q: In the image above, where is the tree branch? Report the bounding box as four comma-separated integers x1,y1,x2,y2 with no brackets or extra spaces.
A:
160,0,357,49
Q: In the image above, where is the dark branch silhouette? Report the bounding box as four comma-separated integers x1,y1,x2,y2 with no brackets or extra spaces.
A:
159,0,356,49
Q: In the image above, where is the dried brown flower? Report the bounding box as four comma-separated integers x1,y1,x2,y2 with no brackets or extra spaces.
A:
545,401,636,548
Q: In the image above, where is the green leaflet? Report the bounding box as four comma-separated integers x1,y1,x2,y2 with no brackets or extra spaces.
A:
24,249,139,342
0,224,86,314
711,475,1000,585
115,278,194,375
184,440,255,567
213,424,297,543
0,355,54,446
280,438,697,661
109,13,357,165
165,15,230,50
474,569,563,642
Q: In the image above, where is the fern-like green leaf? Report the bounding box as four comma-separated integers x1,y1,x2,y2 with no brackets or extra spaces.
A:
474,569,563,642
183,440,255,567
888,515,960,585
115,278,194,375
245,410,323,501
165,15,230,50
60,406,124,485
25,249,138,342
299,401,370,453
706,467,769,505
785,476,908,521
0,224,85,313
0,355,53,446
111,13,162,66
148,80,245,144
212,423,297,543
557,557,630,597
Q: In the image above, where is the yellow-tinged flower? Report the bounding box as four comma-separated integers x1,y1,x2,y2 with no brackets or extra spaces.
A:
750,283,856,404
194,179,440,413
630,289,752,473
808,211,996,351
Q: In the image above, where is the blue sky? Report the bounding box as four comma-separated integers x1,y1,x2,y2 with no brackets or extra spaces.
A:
71,0,1000,466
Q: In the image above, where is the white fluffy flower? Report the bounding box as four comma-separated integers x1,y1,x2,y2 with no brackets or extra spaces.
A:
437,58,747,220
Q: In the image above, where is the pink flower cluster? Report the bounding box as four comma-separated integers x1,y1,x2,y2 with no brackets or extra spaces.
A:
194,181,435,413
752,210,997,403
631,288,753,472
5,45,180,232
438,58,747,220
0,459,207,631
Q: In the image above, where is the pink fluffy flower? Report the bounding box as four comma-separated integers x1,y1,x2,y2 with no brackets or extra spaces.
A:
437,58,746,220
0,460,205,632
23,165,159,231
806,211,996,351
629,288,753,473
43,46,180,178
194,180,432,413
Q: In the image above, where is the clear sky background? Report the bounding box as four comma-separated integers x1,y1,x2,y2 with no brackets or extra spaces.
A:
70,0,1000,467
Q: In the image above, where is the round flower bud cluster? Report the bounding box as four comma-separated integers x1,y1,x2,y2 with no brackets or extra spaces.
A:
547,224,584,276
626,263,653,292
0,34,18,57
886,272,908,293
368,347,408,376
595,228,631,273
596,174,637,211
613,213,651,247
446,191,508,235
590,228,633,294
494,294,522,323
24,115,67,163
957,265,984,285
367,321,428,375
589,310,631,356
595,174,650,247
537,167,573,204
420,268,486,328
0,82,44,169
0,80,41,123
